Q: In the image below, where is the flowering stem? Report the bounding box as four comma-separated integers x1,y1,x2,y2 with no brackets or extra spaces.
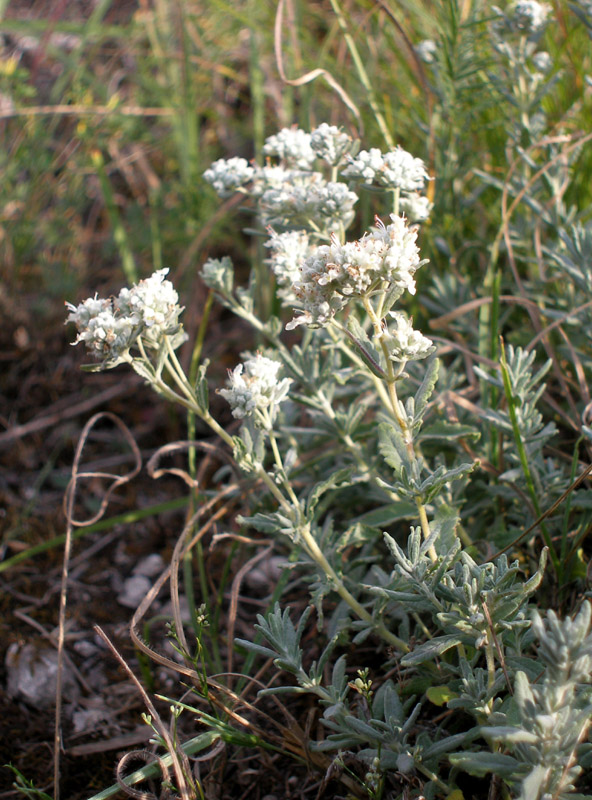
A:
297,521,409,653
392,187,400,217
254,464,293,514
362,296,436,560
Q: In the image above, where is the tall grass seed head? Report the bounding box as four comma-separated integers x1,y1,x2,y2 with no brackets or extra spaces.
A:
203,157,255,197
262,128,316,170
218,354,292,420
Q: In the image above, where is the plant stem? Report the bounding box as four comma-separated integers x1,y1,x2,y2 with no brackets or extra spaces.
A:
362,296,436,559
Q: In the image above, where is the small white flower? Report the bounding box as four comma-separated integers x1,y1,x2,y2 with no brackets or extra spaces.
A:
341,148,385,183
287,215,426,330
265,229,311,302
251,164,296,197
380,311,435,362
66,301,136,359
415,39,437,64
494,0,552,34
263,128,316,170
398,193,433,222
259,173,358,232
67,269,185,362
310,123,353,166
510,0,552,32
381,147,430,192
117,269,184,348
343,146,429,193
203,157,255,198
532,51,552,72
66,295,111,329
219,354,292,421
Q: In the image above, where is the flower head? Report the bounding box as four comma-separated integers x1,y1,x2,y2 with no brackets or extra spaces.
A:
66,269,185,364
265,229,311,304
510,0,552,32
287,215,425,329
379,312,436,362
415,39,437,64
342,146,429,193
310,123,354,166
203,157,255,198
66,299,136,359
116,269,184,348
263,128,316,170
399,193,433,223
259,173,358,232
218,354,292,422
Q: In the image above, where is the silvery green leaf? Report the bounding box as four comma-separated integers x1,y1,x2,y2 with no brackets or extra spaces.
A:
234,639,278,660
194,360,209,413
413,357,439,424
306,467,355,518
513,671,536,715
344,717,383,742
263,315,283,339
417,422,480,442
346,315,385,377
448,751,525,779
519,764,551,800
401,634,464,666
235,286,254,315
417,461,475,502
311,735,361,750
378,422,414,476
421,732,470,759
483,726,539,744
372,679,403,724
352,501,418,527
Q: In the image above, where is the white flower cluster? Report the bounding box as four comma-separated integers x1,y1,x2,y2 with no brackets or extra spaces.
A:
66,297,137,359
262,128,316,170
203,157,255,198
399,192,433,222
492,0,552,35
415,39,437,64
379,312,435,362
310,123,353,166
342,145,429,194
287,215,424,329
510,0,552,32
259,173,358,231
66,269,184,361
219,354,292,421
265,229,311,303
